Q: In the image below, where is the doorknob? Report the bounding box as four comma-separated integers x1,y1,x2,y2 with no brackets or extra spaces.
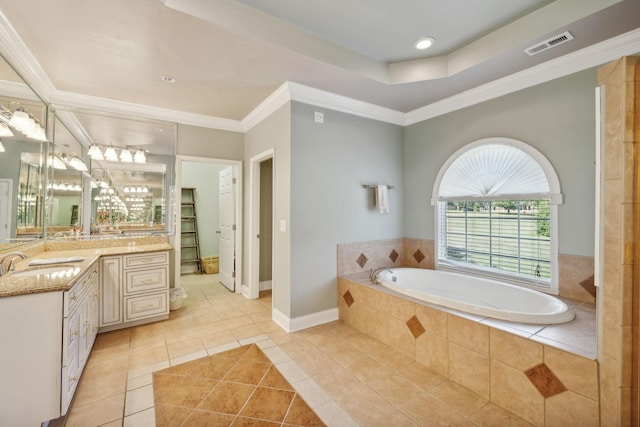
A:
216,230,221,234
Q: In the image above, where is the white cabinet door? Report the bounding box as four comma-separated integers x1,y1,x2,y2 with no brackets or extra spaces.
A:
100,256,122,327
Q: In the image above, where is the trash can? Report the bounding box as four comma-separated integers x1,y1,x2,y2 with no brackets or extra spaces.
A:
201,256,219,274
169,288,185,310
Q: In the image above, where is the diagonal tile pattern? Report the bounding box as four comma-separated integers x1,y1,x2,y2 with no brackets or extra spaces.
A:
153,344,325,425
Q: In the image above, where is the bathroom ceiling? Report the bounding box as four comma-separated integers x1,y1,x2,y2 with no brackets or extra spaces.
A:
0,0,638,136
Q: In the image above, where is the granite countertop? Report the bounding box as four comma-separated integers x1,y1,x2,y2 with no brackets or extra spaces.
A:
0,243,173,298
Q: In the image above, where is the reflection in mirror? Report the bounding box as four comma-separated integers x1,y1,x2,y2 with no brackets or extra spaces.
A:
16,151,46,237
0,54,48,247
91,162,167,235
58,109,177,236
46,115,87,237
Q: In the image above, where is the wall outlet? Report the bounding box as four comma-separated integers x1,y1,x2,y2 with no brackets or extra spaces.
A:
314,111,324,123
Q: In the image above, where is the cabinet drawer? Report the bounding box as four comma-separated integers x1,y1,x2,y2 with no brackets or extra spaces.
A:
124,292,168,321
125,267,168,294
63,264,98,317
124,252,169,269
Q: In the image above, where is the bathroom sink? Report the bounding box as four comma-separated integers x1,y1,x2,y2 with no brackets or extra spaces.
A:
10,265,81,278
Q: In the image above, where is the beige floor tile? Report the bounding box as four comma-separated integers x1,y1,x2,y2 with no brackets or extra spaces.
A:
73,370,127,406
429,380,488,418
470,402,535,426
128,345,169,370
365,410,420,427
230,324,264,340
166,336,206,359
65,393,126,427
200,329,235,348
337,384,395,425
399,391,467,426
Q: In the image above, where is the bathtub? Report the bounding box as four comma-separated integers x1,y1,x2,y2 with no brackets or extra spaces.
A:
376,268,575,324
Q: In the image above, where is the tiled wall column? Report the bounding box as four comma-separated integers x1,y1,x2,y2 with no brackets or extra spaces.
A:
597,56,639,426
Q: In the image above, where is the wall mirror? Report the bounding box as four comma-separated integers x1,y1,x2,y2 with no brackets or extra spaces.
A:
0,54,48,248
53,108,176,237
47,114,86,235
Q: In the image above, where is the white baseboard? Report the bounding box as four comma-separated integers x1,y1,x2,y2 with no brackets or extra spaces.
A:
259,280,272,291
241,284,252,298
272,307,339,333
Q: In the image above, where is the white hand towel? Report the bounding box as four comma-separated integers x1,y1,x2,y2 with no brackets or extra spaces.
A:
376,185,390,214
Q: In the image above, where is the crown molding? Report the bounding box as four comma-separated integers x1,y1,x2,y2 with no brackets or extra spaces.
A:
242,80,405,131
287,82,405,126
241,82,292,132
0,10,56,102
51,90,244,133
405,27,640,125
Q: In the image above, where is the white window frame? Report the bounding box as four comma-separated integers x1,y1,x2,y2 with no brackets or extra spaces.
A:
431,138,563,294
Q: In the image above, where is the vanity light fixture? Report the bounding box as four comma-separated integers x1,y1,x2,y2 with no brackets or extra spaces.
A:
67,155,88,172
8,107,47,141
414,37,435,50
119,148,133,163
0,123,13,137
88,144,104,160
48,154,67,170
104,145,118,162
134,149,146,164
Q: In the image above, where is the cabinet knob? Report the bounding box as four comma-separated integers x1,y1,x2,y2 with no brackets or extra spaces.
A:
71,294,78,301
71,376,79,382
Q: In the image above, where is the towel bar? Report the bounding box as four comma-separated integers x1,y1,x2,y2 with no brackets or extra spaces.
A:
361,184,394,189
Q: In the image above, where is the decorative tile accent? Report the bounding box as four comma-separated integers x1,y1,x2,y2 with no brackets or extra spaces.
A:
356,253,368,268
343,291,355,307
406,315,426,339
413,249,425,264
524,363,566,398
389,249,399,263
579,276,596,298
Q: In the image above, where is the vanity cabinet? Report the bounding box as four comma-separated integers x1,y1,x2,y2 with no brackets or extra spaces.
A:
99,251,170,331
61,263,99,414
0,263,100,426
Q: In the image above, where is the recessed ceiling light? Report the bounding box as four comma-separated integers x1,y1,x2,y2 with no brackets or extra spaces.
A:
415,37,435,50
161,75,176,83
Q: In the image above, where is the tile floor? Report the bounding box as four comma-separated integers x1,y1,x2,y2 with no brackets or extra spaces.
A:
60,273,536,426
152,343,325,425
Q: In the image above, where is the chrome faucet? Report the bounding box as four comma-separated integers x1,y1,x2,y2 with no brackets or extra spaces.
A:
369,267,393,284
0,252,28,276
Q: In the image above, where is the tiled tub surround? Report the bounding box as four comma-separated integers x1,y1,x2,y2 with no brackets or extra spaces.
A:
338,274,598,426
338,238,596,303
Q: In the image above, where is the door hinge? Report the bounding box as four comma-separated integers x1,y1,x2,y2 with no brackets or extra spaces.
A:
232,224,236,231
232,272,236,278
232,178,237,184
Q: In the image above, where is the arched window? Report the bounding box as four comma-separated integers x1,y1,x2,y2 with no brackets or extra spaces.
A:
432,138,563,293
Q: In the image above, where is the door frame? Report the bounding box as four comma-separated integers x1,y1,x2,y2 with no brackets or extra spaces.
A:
247,149,274,300
175,156,243,294
0,179,13,241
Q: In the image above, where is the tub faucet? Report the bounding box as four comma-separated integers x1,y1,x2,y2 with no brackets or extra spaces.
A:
369,267,393,284
0,252,28,276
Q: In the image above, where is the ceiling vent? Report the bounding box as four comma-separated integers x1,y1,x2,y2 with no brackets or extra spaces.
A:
524,31,574,56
